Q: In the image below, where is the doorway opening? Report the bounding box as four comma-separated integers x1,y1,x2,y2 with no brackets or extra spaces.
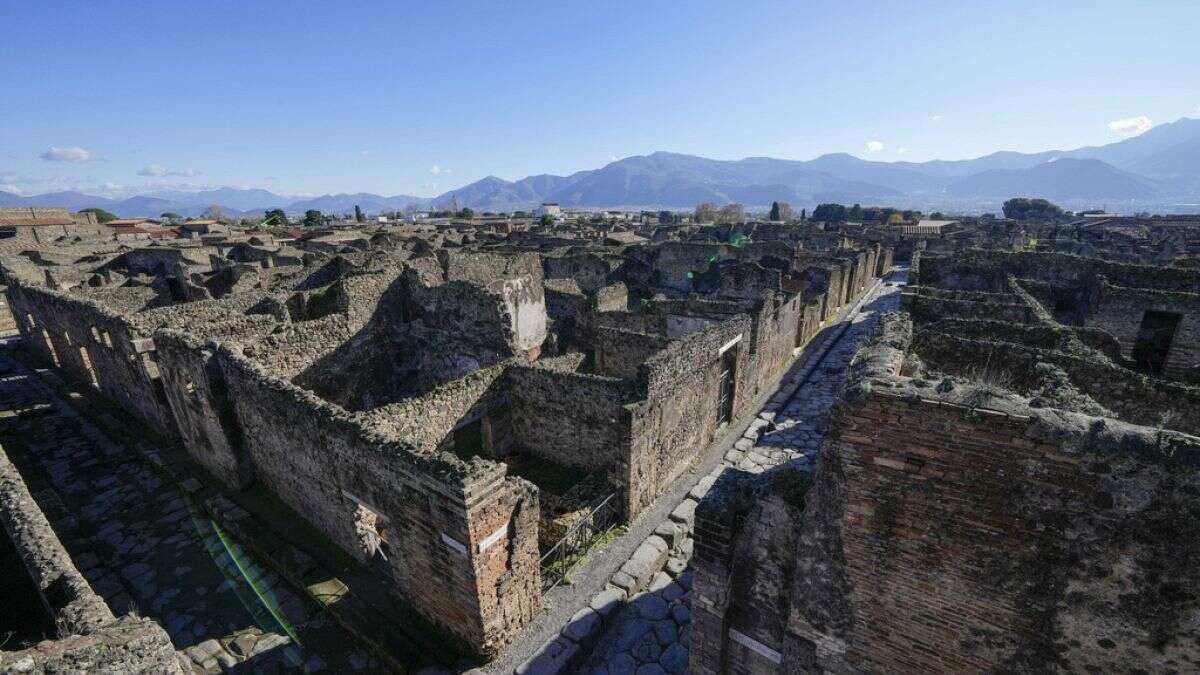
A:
717,345,738,426
1131,310,1182,374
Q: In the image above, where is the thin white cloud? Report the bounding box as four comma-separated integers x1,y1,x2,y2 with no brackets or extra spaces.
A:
930,114,944,122
430,164,450,175
865,140,885,154
137,164,200,177
360,149,372,156
421,182,438,190
897,147,909,155
1108,115,1151,134
40,146,98,162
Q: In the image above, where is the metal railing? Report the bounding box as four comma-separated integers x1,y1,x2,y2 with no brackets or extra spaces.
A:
539,492,621,592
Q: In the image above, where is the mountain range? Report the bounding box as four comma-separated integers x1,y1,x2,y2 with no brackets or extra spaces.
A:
4,118,1200,217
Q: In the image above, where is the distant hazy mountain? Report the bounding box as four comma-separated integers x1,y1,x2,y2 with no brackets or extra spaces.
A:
944,158,1162,201
285,192,430,214
5,117,1199,214
144,188,296,211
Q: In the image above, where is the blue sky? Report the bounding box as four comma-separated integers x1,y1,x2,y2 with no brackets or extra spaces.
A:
2,0,1198,198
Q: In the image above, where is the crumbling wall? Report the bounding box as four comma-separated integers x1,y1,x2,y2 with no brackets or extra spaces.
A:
627,317,753,517
5,284,179,435
212,346,541,654
801,390,1200,673
1,443,179,673
506,363,634,488
1088,280,1198,380
593,326,671,379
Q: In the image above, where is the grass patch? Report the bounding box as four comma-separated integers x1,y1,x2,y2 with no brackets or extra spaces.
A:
542,525,627,583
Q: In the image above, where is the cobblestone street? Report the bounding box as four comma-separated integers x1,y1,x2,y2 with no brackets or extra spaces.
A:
572,269,907,675
0,351,380,673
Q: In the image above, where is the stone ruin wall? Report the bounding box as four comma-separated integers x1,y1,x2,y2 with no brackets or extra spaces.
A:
801,390,1200,673
593,326,672,380
195,343,542,655
506,362,635,494
627,317,755,518
1,443,179,672
692,312,1200,674
5,283,179,436
1086,281,1199,381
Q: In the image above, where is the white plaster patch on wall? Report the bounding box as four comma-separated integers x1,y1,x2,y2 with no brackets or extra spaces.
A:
440,532,468,555
477,523,508,553
718,334,743,355
729,628,782,664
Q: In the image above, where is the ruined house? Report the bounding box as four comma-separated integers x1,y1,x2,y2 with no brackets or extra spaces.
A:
691,249,1200,673
2,226,889,659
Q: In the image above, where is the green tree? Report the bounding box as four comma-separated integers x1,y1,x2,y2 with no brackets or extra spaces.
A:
1002,198,1065,221
303,209,325,227
811,203,847,222
262,208,287,226
456,207,474,219
539,213,555,227
658,210,673,224
715,203,745,224
78,207,117,223
354,205,364,222
694,202,717,223
160,212,182,223
769,201,793,222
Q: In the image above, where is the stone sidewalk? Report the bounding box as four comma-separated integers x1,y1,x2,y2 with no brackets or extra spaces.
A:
0,351,381,673
508,269,907,675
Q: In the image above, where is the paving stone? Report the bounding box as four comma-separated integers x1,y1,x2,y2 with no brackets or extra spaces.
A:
652,620,677,646
661,582,685,603
614,619,651,651
517,636,579,675
632,593,670,621
590,587,626,617
562,607,601,643
659,643,688,674
630,634,661,663
688,476,716,500
652,521,681,550
608,652,637,675
670,603,691,624
647,571,672,594
667,500,696,529
250,632,290,657
610,571,638,595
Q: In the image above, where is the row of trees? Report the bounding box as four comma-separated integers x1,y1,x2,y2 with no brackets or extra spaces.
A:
810,203,922,223
1001,198,1068,222
694,202,747,224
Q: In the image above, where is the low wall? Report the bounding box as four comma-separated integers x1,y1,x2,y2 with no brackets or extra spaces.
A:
1,443,179,672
